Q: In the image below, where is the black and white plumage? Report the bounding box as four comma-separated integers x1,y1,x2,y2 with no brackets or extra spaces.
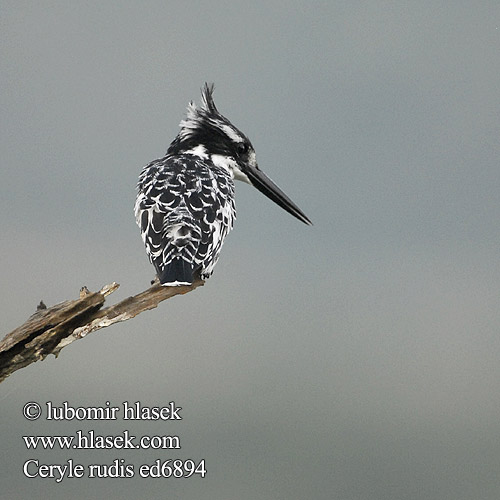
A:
135,83,311,286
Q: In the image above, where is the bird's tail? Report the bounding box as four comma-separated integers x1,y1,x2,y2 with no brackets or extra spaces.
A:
158,257,194,286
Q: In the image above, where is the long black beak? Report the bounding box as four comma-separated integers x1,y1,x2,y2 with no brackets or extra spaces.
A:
245,166,312,225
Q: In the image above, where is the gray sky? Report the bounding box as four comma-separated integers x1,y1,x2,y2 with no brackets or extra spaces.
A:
1,1,500,499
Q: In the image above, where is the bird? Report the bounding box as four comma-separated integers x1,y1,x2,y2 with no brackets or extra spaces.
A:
135,83,311,286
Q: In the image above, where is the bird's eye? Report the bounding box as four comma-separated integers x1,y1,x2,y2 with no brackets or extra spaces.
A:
236,143,248,156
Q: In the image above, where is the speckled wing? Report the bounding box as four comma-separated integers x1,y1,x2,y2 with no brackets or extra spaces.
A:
135,154,236,285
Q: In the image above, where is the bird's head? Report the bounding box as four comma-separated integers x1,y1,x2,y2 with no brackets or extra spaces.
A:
168,83,312,225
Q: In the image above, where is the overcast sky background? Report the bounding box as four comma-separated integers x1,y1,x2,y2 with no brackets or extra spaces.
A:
1,1,500,499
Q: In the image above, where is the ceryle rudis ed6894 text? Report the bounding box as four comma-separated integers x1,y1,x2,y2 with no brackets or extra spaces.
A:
135,83,312,286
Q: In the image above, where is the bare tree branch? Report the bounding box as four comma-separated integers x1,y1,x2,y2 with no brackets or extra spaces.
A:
0,280,204,383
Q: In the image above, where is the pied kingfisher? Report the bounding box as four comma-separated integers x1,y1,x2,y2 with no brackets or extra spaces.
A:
135,83,311,286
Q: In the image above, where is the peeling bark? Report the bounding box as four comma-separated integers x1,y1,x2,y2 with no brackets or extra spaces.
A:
0,279,204,383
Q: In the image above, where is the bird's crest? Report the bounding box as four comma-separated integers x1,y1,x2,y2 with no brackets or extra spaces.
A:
178,83,245,144
200,82,217,113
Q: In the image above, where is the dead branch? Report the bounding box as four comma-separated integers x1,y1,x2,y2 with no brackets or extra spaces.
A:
0,279,204,383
